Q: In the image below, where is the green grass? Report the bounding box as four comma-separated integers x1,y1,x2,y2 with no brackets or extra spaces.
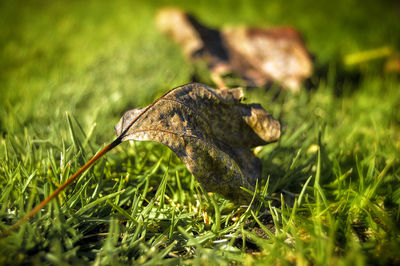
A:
1,0,400,265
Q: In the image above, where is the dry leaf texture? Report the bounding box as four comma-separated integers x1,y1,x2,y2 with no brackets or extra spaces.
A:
115,83,280,202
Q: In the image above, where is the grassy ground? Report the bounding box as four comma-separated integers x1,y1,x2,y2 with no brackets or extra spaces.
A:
1,0,400,265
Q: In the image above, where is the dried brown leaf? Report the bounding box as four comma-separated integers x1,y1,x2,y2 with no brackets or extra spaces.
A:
0,82,281,236
156,8,313,91
115,83,280,202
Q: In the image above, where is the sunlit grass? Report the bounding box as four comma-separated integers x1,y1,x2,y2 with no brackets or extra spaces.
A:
1,0,399,265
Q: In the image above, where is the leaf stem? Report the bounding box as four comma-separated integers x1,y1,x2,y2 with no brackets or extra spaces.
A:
0,138,122,238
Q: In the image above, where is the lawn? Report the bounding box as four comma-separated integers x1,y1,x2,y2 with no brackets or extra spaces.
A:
0,0,399,265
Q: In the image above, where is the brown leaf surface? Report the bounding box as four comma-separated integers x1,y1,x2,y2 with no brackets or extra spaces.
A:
156,8,313,91
115,83,280,202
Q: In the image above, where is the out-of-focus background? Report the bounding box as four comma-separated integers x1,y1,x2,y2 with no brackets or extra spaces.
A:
1,0,399,265
1,0,399,139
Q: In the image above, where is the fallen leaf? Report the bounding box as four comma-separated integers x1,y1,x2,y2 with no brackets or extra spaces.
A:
115,82,280,202
222,27,313,91
1,83,280,236
156,8,313,91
